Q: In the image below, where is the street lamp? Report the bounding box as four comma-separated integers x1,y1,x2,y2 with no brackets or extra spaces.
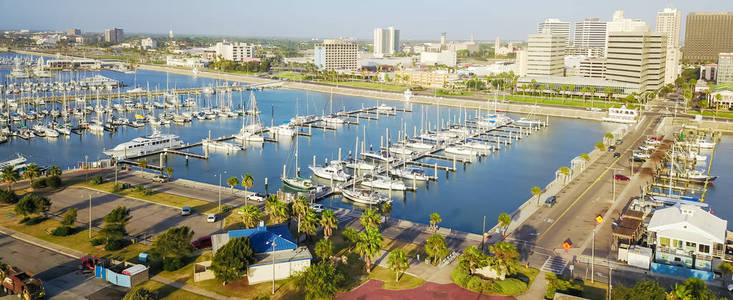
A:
268,237,281,295
610,167,624,204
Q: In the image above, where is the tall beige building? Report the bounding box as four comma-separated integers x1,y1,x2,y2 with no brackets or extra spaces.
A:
656,8,682,85
606,32,667,93
683,12,733,62
314,39,358,70
526,33,566,77
719,53,733,84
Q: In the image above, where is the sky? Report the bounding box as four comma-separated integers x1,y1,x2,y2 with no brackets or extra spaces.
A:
1,0,733,41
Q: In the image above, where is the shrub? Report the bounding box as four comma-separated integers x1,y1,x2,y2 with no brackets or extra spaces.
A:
493,278,527,295
451,262,471,287
90,175,104,185
105,239,126,251
142,188,154,196
466,276,484,292
113,183,123,193
90,238,105,246
19,216,45,225
31,180,47,189
51,226,73,236
45,175,62,188
162,257,185,271
221,205,233,213
0,190,18,204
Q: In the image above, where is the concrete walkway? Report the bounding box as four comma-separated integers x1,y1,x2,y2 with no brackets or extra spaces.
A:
150,275,241,300
517,271,547,300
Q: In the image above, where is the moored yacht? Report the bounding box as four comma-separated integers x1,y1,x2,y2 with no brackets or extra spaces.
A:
309,161,350,182
103,132,184,159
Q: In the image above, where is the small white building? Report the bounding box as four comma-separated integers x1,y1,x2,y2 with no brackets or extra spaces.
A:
166,56,208,68
710,89,733,109
647,204,728,271
420,50,457,67
141,37,157,50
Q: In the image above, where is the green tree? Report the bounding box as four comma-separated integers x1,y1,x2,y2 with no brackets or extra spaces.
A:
314,239,333,260
531,186,542,206
292,195,309,234
342,227,359,249
355,226,383,273
164,167,173,178
605,133,615,145
23,163,40,185
1,166,20,191
359,208,381,229
101,206,132,243
152,226,195,259
387,249,409,282
293,261,343,300
138,159,147,170
545,273,582,299
429,212,442,233
719,261,733,287
498,212,511,237
62,208,78,227
667,283,691,300
580,153,590,162
461,246,488,274
226,176,239,191
595,142,606,151
611,280,666,300
489,241,520,276
265,195,288,223
320,209,338,239
681,277,715,300
239,205,261,229
558,166,570,183
14,194,51,218
241,173,254,205
124,287,158,300
299,210,319,242
425,234,449,265
211,237,256,285
48,165,62,177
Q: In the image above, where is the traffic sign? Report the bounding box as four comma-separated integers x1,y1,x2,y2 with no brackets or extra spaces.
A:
596,215,604,224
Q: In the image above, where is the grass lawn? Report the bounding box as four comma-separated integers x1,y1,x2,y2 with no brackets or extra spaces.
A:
135,281,213,300
581,280,608,300
436,90,473,97
505,95,620,109
276,72,305,81
0,204,149,261
319,81,407,92
367,266,425,290
688,110,733,119
75,182,218,214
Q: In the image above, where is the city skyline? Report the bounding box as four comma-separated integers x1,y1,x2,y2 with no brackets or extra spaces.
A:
2,0,733,41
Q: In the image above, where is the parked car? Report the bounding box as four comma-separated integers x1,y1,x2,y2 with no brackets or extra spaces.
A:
608,145,616,151
206,213,216,223
633,157,646,163
544,196,557,207
613,152,621,158
615,139,623,145
181,206,191,216
310,203,325,213
152,175,167,183
614,174,630,181
191,235,212,249
247,193,265,203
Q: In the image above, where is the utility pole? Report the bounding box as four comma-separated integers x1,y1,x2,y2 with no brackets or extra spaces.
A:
591,228,595,283
88,194,92,239
218,172,222,213
481,216,486,251
271,241,276,295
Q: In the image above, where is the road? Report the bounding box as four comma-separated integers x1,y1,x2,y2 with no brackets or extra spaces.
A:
0,233,125,300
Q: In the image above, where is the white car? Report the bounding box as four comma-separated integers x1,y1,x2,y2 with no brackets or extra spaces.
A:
310,203,325,213
206,213,216,223
181,206,191,216
247,193,265,202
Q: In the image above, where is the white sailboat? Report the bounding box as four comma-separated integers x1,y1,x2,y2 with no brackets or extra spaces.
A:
360,174,407,191
235,90,264,143
282,137,315,191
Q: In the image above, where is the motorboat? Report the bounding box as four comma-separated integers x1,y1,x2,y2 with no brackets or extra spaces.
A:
202,139,242,153
376,104,395,112
515,118,544,127
103,132,184,159
273,124,296,137
445,146,478,156
405,141,433,150
0,154,27,170
322,116,344,125
341,188,391,205
462,141,494,152
686,170,717,183
694,139,715,149
360,174,407,191
88,121,105,134
345,161,376,171
309,161,350,182
388,146,413,156
282,176,315,192
390,167,429,181
361,150,395,163
55,124,72,135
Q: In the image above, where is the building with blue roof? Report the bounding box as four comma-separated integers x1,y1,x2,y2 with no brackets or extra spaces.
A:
211,221,312,284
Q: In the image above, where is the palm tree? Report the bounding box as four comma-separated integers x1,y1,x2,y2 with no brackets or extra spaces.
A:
568,84,576,100
293,196,309,235
603,87,614,101
265,194,281,222
320,209,338,239
241,173,253,205
355,226,382,273
667,283,690,300
557,167,570,183
138,159,147,170
164,167,173,179
580,153,590,162
531,186,542,206
299,210,318,242
387,249,409,282
23,163,39,185
240,205,261,229
719,262,733,287
595,142,606,151
48,165,62,177
1,166,19,191
226,176,239,192
429,212,442,233
359,208,381,229
498,212,511,238
462,246,487,274
588,87,597,107
604,133,614,146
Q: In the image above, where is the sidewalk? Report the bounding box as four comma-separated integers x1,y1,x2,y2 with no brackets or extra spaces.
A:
151,275,241,300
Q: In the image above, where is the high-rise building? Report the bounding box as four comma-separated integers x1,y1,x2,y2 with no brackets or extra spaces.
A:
213,41,255,62
516,50,528,77
656,8,682,85
719,53,733,84
607,10,650,33
683,12,733,62
169,30,174,39
579,57,607,79
66,28,81,36
373,27,400,56
537,18,571,45
527,32,566,76
606,32,666,93
314,39,358,70
104,28,124,44
574,18,607,54
495,37,500,51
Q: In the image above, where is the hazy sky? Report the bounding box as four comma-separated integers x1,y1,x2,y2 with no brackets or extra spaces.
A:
2,0,732,41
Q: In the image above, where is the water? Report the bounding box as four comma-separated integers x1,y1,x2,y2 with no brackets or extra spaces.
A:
701,135,733,221
1,52,627,234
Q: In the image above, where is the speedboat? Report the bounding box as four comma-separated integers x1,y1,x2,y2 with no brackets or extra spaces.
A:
341,188,391,205
345,161,376,171
390,167,429,181
405,141,433,150
322,116,345,125
376,104,395,112
202,139,242,153
0,154,27,170
309,161,350,182
362,150,395,163
462,141,494,152
360,174,407,191
445,146,478,156
103,132,184,159
388,147,413,156
273,124,296,137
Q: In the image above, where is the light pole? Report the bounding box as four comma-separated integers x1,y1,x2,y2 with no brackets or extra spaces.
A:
610,167,624,204
269,240,277,295
88,194,92,239
591,227,596,283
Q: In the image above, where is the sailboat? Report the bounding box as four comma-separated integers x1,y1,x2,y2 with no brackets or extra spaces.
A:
322,89,344,124
235,90,264,142
282,137,315,191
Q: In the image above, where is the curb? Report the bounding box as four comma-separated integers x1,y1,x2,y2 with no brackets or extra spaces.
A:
0,226,82,259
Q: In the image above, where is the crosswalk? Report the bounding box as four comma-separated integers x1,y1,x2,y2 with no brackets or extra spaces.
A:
541,256,568,274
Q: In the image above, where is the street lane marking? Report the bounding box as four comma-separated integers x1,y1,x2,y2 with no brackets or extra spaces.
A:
536,117,656,243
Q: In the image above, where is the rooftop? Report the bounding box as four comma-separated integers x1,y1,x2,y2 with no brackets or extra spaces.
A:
648,204,727,245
